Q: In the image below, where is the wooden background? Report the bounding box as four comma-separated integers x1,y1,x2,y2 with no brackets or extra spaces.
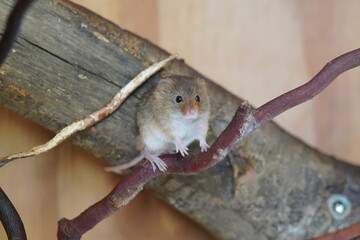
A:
1,0,359,239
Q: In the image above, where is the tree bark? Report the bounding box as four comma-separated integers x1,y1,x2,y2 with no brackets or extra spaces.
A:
0,0,359,239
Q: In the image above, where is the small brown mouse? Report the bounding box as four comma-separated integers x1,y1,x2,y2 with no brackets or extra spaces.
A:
105,75,210,172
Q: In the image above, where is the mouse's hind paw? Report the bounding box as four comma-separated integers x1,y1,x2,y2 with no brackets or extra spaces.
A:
145,153,168,172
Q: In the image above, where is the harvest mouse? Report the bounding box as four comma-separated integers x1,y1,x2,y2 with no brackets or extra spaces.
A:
105,75,210,173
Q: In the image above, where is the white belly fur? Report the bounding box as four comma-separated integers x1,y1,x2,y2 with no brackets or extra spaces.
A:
142,128,174,154
142,116,205,154
171,118,200,146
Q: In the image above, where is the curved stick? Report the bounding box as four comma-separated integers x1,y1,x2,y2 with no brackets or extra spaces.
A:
58,48,360,239
0,188,27,240
255,48,360,125
0,54,177,168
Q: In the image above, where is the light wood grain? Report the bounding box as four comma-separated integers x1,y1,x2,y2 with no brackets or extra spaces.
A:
159,0,359,165
1,0,359,239
73,0,360,164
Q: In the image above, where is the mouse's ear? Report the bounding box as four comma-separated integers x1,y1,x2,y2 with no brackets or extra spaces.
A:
194,77,207,87
159,71,172,79
157,77,173,87
154,78,174,93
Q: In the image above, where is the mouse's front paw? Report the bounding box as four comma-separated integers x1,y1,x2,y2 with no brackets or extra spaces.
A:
200,140,210,152
174,139,189,157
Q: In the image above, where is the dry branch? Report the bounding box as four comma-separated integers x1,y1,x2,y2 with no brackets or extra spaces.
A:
57,48,360,239
1,0,360,239
0,54,177,167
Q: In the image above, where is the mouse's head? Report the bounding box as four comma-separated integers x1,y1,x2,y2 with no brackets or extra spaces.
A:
155,75,210,120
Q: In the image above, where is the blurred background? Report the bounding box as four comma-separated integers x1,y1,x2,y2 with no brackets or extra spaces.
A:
1,0,359,239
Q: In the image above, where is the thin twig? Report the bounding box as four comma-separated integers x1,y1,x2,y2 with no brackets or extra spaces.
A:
254,48,360,125
0,0,35,65
58,48,360,239
0,54,177,168
0,188,27,240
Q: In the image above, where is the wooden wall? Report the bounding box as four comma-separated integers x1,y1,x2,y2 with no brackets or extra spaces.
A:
1,0,359,239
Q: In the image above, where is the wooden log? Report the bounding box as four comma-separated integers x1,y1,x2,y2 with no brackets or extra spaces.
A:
0,0,359,239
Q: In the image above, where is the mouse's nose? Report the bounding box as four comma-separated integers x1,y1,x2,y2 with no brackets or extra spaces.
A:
188,108,196,115
184,107,198,120
182,104,198,119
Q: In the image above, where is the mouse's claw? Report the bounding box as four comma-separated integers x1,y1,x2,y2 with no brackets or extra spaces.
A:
174,139,189,157
200,140,210,152
145,153,168,172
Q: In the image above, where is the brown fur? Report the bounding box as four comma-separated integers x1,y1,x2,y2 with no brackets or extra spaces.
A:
136,75,210,150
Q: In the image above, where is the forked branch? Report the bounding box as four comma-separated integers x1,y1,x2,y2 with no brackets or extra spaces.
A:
58,49,360,239
1,1,360,239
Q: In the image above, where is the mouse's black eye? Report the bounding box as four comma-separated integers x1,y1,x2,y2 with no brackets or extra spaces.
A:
195,95,200,102
176,96,183,103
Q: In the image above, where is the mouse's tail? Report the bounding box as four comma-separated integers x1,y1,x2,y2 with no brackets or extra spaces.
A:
104,153,144,173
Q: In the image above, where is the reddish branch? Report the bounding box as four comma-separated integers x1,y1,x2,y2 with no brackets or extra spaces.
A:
0,188,27,240
0,0,35,65
58,48,360,240
2,1,360,239
309,221,360,240
255,48,360,125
